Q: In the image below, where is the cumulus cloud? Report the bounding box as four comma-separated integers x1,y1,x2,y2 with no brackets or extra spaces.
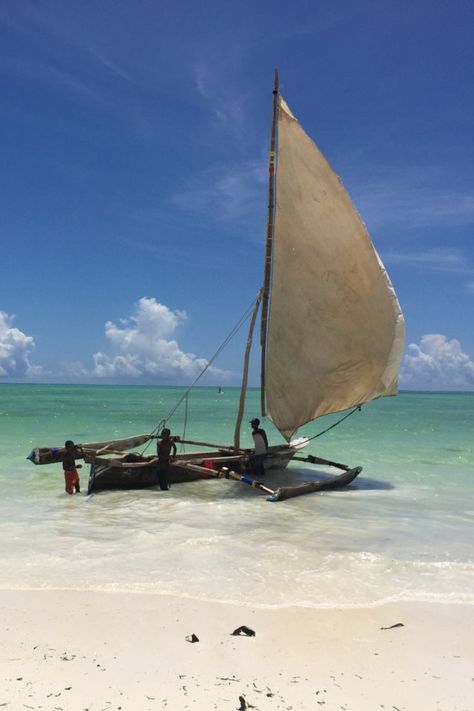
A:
90,297,232,382
61,360,90,378
400,334,474,390
0,311,42,377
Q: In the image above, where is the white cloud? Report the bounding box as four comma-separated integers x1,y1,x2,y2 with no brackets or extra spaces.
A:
90,297,232,382
400,334,474,390
170,160,266,227
61,360,90,378
383,247,474,276
384,247,463,268
0,311,42,377
352,168,474,230
194,61,245,129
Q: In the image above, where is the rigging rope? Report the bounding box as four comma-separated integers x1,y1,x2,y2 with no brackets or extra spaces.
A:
181,392,189,453
139,297,259,455
290,405,362,446
138,295,361,456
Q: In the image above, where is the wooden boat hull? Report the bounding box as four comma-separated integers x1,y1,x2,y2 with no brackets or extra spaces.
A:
88,460,201,492
87,445,298,494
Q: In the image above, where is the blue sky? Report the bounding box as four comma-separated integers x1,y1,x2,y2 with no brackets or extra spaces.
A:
1,0,473,390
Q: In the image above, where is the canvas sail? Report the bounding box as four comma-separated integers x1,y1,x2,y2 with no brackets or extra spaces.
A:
265,97,404,440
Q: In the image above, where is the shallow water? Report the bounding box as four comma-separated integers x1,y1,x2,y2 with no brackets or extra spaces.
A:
1,385,473,607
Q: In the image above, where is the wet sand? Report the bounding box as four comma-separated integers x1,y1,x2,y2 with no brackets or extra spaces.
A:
1,590,472,710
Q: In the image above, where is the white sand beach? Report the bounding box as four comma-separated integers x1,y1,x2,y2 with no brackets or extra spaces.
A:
1,590,472,710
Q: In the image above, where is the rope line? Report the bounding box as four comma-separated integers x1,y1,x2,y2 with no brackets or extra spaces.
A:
291,405,362,446
181,392,189,453
139,297,259,455
136,291,362,456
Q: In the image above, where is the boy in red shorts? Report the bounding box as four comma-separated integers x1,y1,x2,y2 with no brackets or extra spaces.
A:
62,440,83,494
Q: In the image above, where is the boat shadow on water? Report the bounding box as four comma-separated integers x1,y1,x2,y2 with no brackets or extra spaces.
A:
352,476,394,491
185,466,374,501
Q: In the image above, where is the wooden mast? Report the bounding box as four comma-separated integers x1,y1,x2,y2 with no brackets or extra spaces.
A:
233,291,262,451
260,68,279,416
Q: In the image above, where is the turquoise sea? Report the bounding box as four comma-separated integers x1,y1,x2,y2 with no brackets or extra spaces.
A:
1,384,473,608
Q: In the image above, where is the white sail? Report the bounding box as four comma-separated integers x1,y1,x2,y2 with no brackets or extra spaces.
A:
265,97,404,440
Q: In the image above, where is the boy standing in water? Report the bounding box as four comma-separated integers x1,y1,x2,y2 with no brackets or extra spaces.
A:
157,428,177,491
62,440,82,494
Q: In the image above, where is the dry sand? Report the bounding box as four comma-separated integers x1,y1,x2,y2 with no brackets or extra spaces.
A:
1,590,472,710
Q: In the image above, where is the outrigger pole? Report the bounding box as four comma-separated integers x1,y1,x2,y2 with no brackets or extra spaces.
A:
174,461,275,496
173,459,361,502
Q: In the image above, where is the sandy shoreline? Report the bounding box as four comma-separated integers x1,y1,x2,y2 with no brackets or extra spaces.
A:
1,590,472,710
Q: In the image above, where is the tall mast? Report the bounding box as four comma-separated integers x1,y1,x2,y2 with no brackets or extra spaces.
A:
260,68,279,416
233,291,262,451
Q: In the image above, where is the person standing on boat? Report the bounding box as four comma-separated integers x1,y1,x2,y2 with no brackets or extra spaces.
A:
62,440,82,494
249,418,268,478
157,428,177,491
